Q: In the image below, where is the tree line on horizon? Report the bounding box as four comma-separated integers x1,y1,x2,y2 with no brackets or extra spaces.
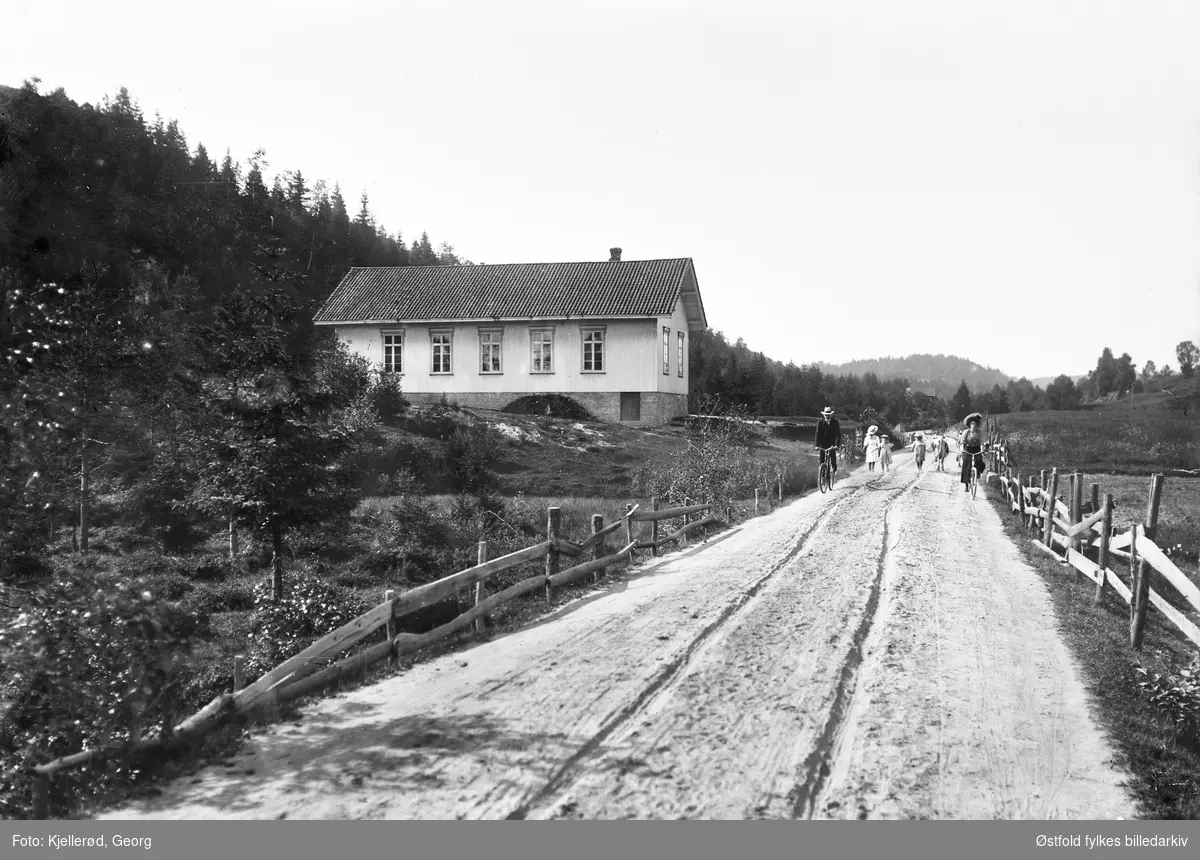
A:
687,335,1199,427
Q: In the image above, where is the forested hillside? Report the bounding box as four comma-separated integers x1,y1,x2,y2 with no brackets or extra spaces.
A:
816,354,1009,399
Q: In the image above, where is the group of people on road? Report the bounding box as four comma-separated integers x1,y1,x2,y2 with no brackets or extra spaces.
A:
813,406,991,494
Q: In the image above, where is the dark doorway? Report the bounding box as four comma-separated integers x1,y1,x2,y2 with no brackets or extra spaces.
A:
620,392,641,422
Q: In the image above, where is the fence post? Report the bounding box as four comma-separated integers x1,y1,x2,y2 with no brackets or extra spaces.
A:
1130,474,1165,648
545,507,561,603
1130,528,1148,650
474,543,487,633
624,503,635,563
1042,468,1059,547
234,655,245,692
1070,472,1083,557
681,498,691,549
1093,493,1113,606
727,503,734,525
1039,469,1046,491
777,472,783,502
591,515,605,584
1089,482,1099,517
650,497,659,557
754,488,760,517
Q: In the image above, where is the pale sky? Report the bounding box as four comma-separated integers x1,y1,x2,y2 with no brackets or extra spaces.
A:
5,0,1200,380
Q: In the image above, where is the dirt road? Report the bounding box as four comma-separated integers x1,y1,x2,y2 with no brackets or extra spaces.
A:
98,450,1136,820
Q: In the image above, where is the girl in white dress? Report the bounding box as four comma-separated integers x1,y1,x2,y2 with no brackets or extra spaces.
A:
863,425,882,472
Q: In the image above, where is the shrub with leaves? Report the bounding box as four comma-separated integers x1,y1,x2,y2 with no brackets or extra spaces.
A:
246,573,368,676
355,499,457,584
368,372,408,424
634,399,762,509
1136,657,1200,742
0,566,210,818
440,426,498,494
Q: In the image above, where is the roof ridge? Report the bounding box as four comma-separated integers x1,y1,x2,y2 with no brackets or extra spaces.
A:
353,257,692,271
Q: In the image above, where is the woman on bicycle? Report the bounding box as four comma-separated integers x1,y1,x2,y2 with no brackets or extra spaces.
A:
959,413,986,493
814,406,842,477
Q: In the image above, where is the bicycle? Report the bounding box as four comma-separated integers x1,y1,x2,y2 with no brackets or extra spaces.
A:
817,445,838,494
964,446,986,499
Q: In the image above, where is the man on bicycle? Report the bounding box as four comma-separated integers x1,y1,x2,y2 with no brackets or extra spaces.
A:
959,413,986,493
814,406,842,477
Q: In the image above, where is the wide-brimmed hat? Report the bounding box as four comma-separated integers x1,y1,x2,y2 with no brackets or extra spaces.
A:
867,425,879,434
964,412,983,425
820,406,834,417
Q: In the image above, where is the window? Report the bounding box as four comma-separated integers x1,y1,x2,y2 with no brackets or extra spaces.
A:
531,328,554,373
479,329,502,373
581,327,605,372
382,331,403,374
663,326,671,375
431,330,453,374
678,331,685,378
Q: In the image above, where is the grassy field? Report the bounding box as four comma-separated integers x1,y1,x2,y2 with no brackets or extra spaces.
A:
994,410,1197,476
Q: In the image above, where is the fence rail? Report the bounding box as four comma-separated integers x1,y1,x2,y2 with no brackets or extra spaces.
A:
29,492,742,818
992,467,1198,652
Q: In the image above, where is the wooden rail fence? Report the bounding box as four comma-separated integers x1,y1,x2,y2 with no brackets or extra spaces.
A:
990,467,1199,653
29,496,740,818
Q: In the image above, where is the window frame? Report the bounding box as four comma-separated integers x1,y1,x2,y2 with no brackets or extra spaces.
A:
430,328,454,375
663,325,671,375
381,328,405,375
677,331,685,378
478,327,503,375
529,326,555,374
580,325,607,373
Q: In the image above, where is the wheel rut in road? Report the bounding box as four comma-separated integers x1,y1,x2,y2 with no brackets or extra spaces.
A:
505,475,882,820
523,470,917,820
789,477,914,818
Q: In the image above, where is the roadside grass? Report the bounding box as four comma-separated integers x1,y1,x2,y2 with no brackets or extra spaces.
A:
987,486,1200,819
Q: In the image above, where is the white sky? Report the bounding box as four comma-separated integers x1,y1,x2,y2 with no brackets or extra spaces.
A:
5,0,1200,380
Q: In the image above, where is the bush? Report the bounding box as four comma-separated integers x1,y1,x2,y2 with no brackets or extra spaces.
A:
0,567,211,818
355,499,457,584
1137,657,1200,744
246,574,369,676
502,394,594,421
440,426,498,494
369,372,408,425
313,336,373,408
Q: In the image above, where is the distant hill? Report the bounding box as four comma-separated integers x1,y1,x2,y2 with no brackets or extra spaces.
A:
1028,374,1087,389
816,354,1010,400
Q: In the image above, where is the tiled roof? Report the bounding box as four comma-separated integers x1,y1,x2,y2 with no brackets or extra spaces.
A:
313,258,701,324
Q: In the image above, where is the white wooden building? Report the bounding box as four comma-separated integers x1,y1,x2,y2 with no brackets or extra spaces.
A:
313,249,708,424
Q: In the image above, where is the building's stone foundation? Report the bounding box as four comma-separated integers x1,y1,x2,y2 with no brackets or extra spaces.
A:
402,391,688,425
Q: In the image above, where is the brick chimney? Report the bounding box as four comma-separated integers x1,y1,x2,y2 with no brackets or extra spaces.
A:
609,247,622,262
